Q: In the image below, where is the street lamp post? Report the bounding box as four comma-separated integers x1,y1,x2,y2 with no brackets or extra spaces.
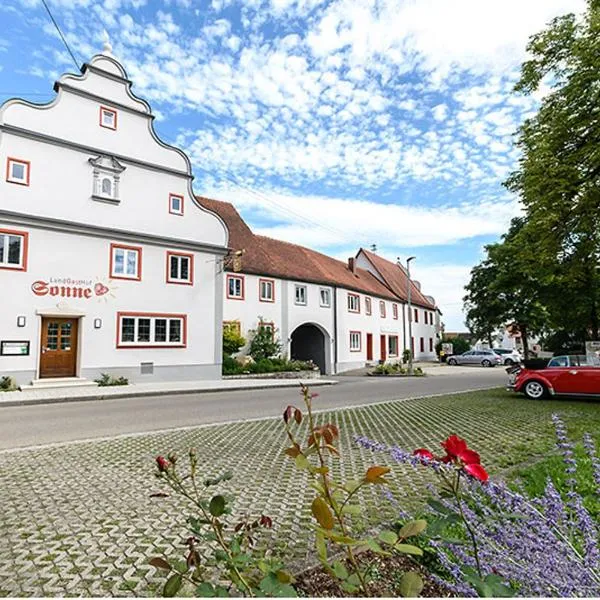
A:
406,256,416,375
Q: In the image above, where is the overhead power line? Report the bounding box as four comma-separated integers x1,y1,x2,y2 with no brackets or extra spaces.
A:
40,0,79,71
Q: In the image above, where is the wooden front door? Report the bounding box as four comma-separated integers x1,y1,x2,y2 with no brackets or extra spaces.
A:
380,334,386,362
40,318,78,378
366,334,373,361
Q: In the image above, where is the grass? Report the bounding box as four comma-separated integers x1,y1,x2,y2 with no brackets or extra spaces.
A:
2,387,600,596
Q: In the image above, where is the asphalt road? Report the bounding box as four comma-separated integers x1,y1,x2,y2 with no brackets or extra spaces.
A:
0,370,508,450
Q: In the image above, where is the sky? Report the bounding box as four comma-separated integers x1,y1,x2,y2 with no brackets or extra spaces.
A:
0,0,586,329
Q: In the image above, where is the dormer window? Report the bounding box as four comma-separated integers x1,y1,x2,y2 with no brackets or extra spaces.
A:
100,106,117,130
89,155,126,204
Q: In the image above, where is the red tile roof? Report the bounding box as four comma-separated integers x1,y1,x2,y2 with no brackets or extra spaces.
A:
198,196,436,309
358,249,436,309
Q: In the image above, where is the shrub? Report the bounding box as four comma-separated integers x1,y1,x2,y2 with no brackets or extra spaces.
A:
436,337,470,357
282,385,426,597
223,327,246,356
357,417,600,597
248,321,281,361
0,376,18,392
149,451,296,597
402,349,411,364
222,355,243,375
95,373,128,386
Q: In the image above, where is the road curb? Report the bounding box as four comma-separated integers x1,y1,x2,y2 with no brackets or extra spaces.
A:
0,379,338,408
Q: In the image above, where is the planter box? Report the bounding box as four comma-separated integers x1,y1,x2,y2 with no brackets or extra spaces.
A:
223,370,321,380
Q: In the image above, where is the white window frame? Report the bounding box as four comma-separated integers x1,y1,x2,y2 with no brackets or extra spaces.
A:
349,331,361,352
227,275,244,299
6,158,30,186
167,252,193,285
365,297,372,316
0,230,26,270
259,279,275,302
169,193,184,216
380,301,386,318
295,284,307,306
100,106,117,130
388,335,399,357
347,293,360,313
111,244,141,280
117,313,186,347
319,287,331,308
392,303,398,320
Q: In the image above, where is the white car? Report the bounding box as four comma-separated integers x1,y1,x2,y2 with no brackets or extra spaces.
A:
447,350,503,367
492,348,523,365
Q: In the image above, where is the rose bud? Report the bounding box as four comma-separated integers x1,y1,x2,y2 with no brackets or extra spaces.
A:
156,456,170,472
260,515,273,528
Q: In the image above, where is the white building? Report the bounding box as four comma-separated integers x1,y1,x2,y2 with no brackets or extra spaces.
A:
201,198,441,374
0,49,228,386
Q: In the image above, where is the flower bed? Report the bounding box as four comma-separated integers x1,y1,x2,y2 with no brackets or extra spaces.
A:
223,369,321,380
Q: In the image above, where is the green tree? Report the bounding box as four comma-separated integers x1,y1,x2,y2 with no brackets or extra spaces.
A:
464,219,548,359
248,320,281,361
506,0,600,342
223,325,245,356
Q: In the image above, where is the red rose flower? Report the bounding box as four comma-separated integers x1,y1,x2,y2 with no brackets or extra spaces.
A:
441,435,468,458
458,448,481,465
413,448,434,460
156,456,170,472
464,463,489,482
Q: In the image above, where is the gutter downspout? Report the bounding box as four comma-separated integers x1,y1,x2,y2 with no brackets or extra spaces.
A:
402,303,406,352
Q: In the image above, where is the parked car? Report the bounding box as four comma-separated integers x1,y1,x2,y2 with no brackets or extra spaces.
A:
447,350,503,367
508,355,600,399
492,348,523,365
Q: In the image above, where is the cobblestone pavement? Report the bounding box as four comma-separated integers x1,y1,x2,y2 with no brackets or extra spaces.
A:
0,389,580,597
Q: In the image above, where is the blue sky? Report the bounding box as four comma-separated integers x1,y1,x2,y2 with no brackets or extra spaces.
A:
0,0,585,328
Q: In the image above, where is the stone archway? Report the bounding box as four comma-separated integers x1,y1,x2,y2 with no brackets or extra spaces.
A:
290,324,328,374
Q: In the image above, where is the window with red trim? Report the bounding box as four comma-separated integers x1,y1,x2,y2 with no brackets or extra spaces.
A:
227,274,245,299
117,312,186,348
6,158,30,186
348,292,360,313
100,106,117,130
166,251,193,285
365,297,372,315
169,193,184,215
0,228,28,271
414,308,419,323
259,278,275,302
420,337,425,353
110,243,142,280
258,320,275,340
349,331,361,352
429,338,433,352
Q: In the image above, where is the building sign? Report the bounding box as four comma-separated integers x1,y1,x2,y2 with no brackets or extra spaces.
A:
31,278,111,300
1,341,30,356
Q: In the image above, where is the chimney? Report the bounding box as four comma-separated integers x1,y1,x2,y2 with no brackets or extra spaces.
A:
348,257,357,274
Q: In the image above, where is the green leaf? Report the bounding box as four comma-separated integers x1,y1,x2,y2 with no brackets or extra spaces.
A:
394,544,423,556
195,583,215,597
173,560,188,574
163,574,183,597
346,573,361,587
399,571,424,597
427,499,457,516
209,495,226,517
365,538,391,556
214,585,230,597
316,532,327,561
149,557,171,571
332,560,349,580
343,479,361,494
295,454,311,470
379,530,399,545
341,580,359,594
398,519,427,539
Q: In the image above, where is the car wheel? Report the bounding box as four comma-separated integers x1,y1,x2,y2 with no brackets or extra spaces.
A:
482,359,491,367
504,358,514,366
523,380,547,400
447,358,457,366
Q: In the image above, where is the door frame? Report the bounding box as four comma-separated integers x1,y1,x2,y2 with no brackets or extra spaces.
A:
36,312,84,379
366,333,373,361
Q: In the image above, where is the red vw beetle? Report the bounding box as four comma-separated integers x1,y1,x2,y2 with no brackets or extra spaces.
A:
509,355,600,400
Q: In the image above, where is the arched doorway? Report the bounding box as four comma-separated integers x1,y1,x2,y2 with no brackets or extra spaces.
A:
290,324,328,374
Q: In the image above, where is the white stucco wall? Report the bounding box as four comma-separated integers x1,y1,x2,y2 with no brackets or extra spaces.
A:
0,53,227,385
